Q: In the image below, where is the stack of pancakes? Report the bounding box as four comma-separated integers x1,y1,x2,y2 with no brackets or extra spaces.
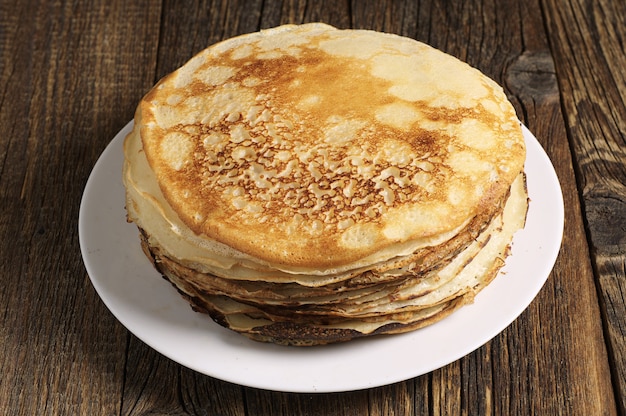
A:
123,23,528,346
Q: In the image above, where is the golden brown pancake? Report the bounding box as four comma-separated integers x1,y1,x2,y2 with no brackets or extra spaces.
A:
123,23,528,346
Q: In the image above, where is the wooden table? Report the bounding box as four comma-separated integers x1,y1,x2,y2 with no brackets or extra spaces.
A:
1,0,624,414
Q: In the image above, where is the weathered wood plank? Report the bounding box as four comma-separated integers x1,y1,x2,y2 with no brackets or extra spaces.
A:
0,0,162,415
541,0,626,412
500,0,617,412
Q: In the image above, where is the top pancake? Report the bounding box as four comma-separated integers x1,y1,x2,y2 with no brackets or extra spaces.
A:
136,23,525,268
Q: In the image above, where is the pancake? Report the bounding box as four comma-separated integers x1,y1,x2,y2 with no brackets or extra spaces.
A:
123,23,528,346
135,171,526,345
124,124,501,286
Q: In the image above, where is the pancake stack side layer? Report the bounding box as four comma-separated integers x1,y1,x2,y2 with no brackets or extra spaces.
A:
123,23,528,346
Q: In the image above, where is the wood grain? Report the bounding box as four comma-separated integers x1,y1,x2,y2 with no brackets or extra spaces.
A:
541,0,626,412
0,0,160,414
0,0,623,414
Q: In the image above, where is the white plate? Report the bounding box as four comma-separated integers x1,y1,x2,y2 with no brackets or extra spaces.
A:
79,121,563,393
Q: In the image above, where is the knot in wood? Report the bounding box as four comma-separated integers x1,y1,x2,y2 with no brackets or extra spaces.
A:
506,51,559,104
584,182,626,254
